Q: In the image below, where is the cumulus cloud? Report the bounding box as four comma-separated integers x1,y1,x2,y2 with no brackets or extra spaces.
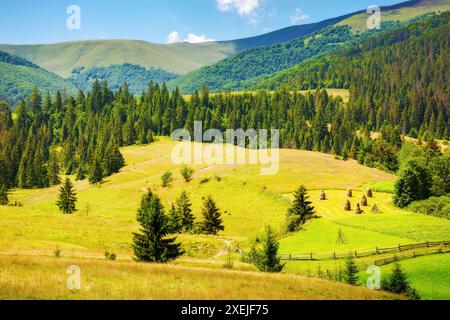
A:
291,8,310,25
185,33,215,43
216,0,260,17
166,31,214,44
166,31,181,44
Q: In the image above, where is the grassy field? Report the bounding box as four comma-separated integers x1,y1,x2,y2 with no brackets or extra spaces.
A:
359,253,450,300
0,138,449,299
0,255,402,300
338,0,450,33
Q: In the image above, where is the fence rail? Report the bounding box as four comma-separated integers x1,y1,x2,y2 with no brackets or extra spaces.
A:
280,240,450,261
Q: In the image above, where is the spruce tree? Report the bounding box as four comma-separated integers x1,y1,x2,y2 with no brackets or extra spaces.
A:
56,178,77,214
167,203,182,234
88,157,103,185
198,196,224,235
343,256,359,285
47,150,61,186
285,185,315,232
176,191,195,232
382,263,420,300
132,191,182,263
253,226,284,273
0,184,9,206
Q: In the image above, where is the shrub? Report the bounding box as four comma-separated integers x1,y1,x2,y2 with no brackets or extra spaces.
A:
161,172,174,188
105,251,117,261
54,247,62,258
370,181,395,194
407,196,450,219
199,177,210,184
180,166,194,182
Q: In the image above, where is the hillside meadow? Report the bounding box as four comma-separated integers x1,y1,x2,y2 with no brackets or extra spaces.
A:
0,138,449,299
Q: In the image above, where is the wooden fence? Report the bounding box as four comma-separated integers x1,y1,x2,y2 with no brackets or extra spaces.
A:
280,240,450,261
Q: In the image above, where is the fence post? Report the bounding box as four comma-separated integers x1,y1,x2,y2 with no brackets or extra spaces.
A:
310,253,313,260
355,250,358,258
376,247,379,254
289,254,292,261
334,252,336,260
398,244,401,252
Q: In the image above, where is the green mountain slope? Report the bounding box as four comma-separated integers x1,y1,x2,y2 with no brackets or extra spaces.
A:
68,63,178,94
0,51,76,105
168,0,449,93
0,18,351,79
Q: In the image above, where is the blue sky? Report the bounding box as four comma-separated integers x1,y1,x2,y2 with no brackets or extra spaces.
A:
0,0,404,44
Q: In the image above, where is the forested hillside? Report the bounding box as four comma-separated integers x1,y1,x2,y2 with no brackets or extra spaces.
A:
69,63,178,94
258,12,449,141
0,51,76,105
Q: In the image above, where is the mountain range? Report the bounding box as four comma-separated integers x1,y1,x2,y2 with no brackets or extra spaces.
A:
0,0,448,105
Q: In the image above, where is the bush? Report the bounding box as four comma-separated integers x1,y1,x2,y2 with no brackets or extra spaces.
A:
408,196,450,219
161,172,174,188
180,166,194,182
54,247,62,258
105,250,117,261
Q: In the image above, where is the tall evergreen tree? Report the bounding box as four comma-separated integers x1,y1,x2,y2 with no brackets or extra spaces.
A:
176,191,195,232
56,178,77,214
285,185,315,232
88,157,103,185
0,184,9,206
167,203,182,234
343,256,359,285
132,191,182,263
198,196,224,235
252,226,284,273
47,149,61,186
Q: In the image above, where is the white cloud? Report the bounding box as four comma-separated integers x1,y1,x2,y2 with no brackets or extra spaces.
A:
166,31,181,44
291,8,310,25
216,0,260,17
185,33,215,43
166,31,214,44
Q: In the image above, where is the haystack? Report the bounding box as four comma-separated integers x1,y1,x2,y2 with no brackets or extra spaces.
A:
320,190,327,200
354,203,364,215
347,189,353,197
361,195,368,206
344,199,351,211
366,188,373,198
371,204,381,214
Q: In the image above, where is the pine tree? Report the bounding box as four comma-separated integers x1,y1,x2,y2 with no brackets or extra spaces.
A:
198,196,224,235
47,149,61,186
0,184,9,206
176,191,195,232
180,165,194,182
56,178,77,214
167,203,182,234
285,185,315,232
253,226,284,273
88,157,103,185
343,256,359,285
132,191,182,263
382,263,420,300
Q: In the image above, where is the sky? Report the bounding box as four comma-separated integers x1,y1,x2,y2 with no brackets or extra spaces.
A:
0,0,404,44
